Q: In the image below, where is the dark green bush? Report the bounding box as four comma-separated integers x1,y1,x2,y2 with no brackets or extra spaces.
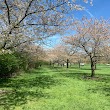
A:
14,52,29,71
0,53,20,78
14,52,37,70
35,60,49,68
35,61,41,68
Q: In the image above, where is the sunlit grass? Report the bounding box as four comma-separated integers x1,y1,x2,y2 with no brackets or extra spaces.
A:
0,65,110,110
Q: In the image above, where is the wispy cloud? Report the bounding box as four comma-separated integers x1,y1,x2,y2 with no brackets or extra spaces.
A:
84,9,95,18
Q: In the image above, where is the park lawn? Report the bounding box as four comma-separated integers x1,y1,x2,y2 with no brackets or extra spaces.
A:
0,65,110,110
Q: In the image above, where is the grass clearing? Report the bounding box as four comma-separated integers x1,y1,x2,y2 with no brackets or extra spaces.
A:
0,65,110,110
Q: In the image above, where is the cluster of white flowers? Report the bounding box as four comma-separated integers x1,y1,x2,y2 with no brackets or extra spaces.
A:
83,0,88,3
90,0,93,6
0,49,12,54
83,0,93,5
73,4,84,10
67,0,93,10
83,0,93,6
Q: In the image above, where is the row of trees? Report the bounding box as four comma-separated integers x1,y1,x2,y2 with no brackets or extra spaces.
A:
47,18,110,77
0,44,46,78
46,44,87,68
0,0,110,78
0,0,93,78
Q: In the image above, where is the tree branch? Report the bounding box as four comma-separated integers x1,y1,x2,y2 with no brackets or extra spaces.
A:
4,0,11,25
8,1,67,34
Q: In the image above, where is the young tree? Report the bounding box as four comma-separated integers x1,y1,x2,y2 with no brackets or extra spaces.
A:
64,18,110,77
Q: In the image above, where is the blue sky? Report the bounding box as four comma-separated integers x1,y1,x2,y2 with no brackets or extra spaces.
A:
45,0,110,48
74,0,110,19
92,0,110,19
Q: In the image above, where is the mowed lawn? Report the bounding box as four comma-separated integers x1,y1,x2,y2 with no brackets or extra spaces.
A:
0,65,110,110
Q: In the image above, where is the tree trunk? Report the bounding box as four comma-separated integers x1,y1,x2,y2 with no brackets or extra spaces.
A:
67,59,69,68
53,63,54,67
78,61,80,68
50,61,51,66
90,57,95,77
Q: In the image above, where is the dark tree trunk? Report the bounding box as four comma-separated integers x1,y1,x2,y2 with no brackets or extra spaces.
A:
78,61,80,68
67,59,69,68
90,57,95,77
50,61,51,66
53,63,54,67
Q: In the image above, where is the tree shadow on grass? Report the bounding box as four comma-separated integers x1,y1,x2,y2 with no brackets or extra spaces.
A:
80,68,92,70
60,70,110,96
48,66,91,79
88,84,110,97
26,68,45,74
2,75,59,88
88,73,110,97
59,71,90,80
0,74,59,109
0,89,49,110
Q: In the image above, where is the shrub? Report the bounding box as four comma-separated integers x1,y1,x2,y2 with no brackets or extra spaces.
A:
35,60,49,68
0,53,20,78
14,52,29,71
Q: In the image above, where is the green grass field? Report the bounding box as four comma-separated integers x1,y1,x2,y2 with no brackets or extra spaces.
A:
0,65,110,110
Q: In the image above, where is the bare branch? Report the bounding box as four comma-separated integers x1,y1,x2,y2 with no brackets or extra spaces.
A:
4,0,11,24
